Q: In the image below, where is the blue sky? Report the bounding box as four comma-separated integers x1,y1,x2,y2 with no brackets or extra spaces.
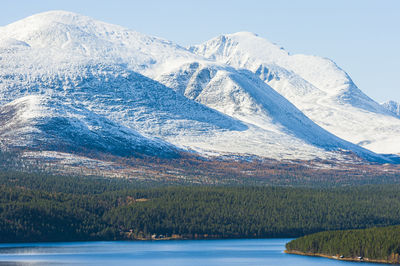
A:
2,0,399,102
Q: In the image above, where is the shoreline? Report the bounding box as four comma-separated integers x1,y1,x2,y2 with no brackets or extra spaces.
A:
285,250,398,264
0,237,293,244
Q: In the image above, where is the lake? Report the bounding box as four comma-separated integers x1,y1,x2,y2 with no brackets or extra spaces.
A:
0,239,385,265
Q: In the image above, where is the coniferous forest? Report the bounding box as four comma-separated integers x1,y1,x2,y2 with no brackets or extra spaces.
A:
2,171,400,243
286,225,400,263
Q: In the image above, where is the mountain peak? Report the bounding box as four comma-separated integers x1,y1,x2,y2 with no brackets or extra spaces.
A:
2,9,130,38
381,100,400,117
6,10,98,27
0,10,198,77
25,10,83,18
190,31,287,63
229,31,259,38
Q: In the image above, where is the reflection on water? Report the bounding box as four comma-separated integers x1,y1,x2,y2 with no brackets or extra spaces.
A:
0,239,384,266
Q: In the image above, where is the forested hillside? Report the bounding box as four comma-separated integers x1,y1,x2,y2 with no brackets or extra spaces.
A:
2,171,400,242
286,225,400,263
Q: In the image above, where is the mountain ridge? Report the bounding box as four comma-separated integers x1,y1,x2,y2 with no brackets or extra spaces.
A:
190,32,400,154
0,11,398,165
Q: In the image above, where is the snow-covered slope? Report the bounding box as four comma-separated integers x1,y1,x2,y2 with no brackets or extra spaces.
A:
0,95,178,157
190,32,400,154
382,101,400,117
157,62,384,162
0,11,394,162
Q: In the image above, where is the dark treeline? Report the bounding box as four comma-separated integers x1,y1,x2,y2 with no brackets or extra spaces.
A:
2,171,400,242
286,225,400,263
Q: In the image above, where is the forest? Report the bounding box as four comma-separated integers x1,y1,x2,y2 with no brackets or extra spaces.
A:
286,225,400,263
2,171,400,242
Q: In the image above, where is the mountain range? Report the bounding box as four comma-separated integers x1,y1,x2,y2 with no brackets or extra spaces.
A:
1,10,399,168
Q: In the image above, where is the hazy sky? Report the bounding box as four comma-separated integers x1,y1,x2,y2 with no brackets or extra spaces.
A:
2,0,399,102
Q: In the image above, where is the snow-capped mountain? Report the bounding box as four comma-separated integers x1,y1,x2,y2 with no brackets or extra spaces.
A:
0,11,396,163
382,101,400,117
190,32,400,155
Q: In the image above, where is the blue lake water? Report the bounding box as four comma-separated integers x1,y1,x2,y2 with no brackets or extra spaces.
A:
0,239,385,266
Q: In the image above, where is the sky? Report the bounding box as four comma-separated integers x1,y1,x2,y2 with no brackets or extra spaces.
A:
1,0,399,102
